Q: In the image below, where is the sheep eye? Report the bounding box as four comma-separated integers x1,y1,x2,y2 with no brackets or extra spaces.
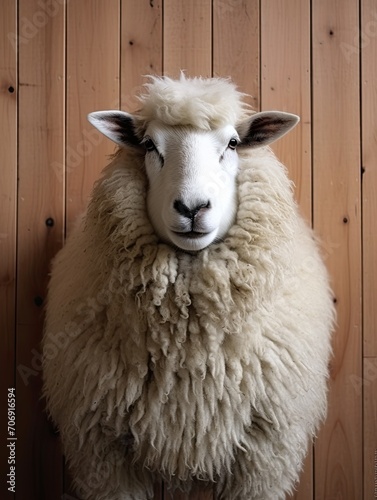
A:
228,138,238,150
143,137,156,152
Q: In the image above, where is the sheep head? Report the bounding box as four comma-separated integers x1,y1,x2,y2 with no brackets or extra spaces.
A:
88,78,299,252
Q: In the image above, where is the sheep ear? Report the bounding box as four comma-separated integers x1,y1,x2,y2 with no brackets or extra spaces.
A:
87,110,141,148
238,111,300,148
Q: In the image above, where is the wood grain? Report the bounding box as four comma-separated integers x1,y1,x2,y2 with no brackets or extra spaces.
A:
363,357,377,499
261,0,312,221
312,1,362,498
66,0,120,232
16,0,66,498
213,0,260,110
261,3,313,497
121,0,162,112
362,0,377,359
64,2,121,494
0,1,17,498
361,0,377,496
163,0,212,78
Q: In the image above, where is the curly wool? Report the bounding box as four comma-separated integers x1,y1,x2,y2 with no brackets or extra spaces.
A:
134,73,252,132
43,140,334,499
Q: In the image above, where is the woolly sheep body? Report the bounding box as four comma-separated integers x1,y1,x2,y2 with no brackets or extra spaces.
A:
43,77,334,500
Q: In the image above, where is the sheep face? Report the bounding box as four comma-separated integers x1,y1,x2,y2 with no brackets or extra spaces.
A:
88,109,299,252
142,121,239,251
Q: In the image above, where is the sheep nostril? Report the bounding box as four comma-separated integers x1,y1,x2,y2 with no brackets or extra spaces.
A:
174,200,192,218
174,200,211,219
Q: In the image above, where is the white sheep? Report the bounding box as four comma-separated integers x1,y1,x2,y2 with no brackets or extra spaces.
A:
43,75,334,500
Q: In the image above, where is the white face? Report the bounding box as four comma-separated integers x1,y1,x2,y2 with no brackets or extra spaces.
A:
88,105,299,252
143,121,240,251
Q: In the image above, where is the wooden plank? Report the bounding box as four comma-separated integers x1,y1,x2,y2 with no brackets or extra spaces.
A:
312,1,362,498
66,0,120,232
288,453,313,500
164,482,213,500
261,0,311,221
16,0,66,498
213,0,260,110
64,0,120,495
363,358,377,499
361,0,377,496
163,0,212,78
260,3,313,497
0,1,17,498
361,0,377,359
121,0,162,112
154,481,163,500
64,2,121,494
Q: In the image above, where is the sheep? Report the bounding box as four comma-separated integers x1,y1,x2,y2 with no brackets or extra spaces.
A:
43,75,334,500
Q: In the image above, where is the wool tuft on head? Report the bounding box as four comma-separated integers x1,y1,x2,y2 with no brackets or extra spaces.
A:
137,73,251,130
43,75,334,500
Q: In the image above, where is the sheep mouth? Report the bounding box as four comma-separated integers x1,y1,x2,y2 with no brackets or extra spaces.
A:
169,228,218,251
172,231,209,239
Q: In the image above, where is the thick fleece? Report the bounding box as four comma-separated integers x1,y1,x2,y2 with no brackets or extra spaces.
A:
43,78,334,500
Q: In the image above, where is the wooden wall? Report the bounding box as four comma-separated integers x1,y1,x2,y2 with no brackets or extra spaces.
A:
1,1,376,498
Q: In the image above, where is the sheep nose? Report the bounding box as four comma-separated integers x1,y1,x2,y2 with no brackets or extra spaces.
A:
173,199,210,219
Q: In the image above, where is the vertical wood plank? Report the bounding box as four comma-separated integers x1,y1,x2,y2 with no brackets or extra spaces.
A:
261,3,313,498
361,0,377,497
163,0,212,78
164,482,213,500
64,2,121,495
66,0,120,232
361,1,377,360
17,0,66,498
0,1,17,497
213,0,260,110
153,481,163,500
261,0,312,221
363,360,377,499
121,0,162,112
312,1,362,498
